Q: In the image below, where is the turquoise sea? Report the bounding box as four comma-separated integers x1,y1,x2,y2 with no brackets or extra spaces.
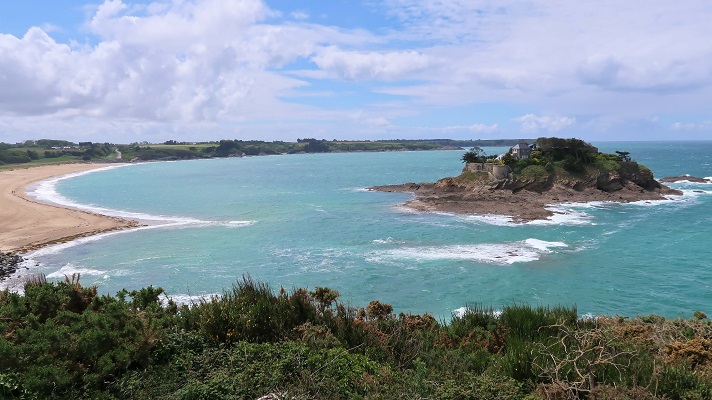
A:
4,142,712,319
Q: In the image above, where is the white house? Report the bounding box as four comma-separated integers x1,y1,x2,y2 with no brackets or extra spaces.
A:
510,143,532,160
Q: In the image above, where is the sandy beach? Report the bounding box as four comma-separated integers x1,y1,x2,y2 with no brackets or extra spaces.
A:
0,164,138,253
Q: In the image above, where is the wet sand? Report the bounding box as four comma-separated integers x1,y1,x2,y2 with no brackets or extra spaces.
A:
0,164,138,253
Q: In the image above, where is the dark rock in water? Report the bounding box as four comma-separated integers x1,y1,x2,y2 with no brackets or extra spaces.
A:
0,252,24,281
369,157,681,222
660,175,711,183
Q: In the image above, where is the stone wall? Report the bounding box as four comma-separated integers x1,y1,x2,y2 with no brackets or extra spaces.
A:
464,163,512,181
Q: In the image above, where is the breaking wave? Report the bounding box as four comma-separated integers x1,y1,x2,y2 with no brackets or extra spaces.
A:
368,239,568,266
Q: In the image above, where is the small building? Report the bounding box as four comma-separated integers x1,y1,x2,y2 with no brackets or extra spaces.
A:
510,143,532,160
464,162,512,180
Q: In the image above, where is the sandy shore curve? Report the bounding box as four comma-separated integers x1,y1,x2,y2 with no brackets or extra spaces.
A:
0,164,138,253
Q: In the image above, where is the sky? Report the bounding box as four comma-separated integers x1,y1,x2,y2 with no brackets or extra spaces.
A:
1,0,712,144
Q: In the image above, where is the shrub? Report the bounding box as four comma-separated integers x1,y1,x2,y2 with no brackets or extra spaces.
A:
119,341,381,399
0,278,175,396
3,277,712,398
665,338,712,368
498,304,578,341
433,373,528,400
655,364,712,399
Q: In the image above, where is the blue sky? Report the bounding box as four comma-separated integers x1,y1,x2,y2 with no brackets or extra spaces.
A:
1,0,711,143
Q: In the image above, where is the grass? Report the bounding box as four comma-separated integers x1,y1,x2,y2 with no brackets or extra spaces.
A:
518,165,550,179
145,144,214,151
457,170,491,183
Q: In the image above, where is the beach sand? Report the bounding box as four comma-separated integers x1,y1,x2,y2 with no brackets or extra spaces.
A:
0,164,138,253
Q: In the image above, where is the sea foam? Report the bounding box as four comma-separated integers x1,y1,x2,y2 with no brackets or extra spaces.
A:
452,306,502,318
46,264,107,279
169,293,221,306
528,205,596,226
451,206,593,227
369,239,568,266
458,213,516,226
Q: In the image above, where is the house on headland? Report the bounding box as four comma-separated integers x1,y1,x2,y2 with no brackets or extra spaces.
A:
510,143,532,160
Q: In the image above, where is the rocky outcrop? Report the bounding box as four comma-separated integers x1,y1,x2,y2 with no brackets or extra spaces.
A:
0,252,24,281
595,169,661,192
495,176,555,194
370,160,681,222
660,175,712,183
442,162,671,196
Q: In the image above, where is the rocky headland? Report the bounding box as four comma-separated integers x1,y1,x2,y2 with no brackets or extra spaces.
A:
371,140,682,222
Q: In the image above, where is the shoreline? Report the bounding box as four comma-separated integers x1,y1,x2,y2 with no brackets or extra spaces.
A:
0,163,139,255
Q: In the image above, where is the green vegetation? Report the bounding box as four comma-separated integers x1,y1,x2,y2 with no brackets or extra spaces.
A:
1,138,531,168
0,141,118,168
2,276,711,399
461,147,500,164
454,138,660,191
458,170,492,183
497,137,638,177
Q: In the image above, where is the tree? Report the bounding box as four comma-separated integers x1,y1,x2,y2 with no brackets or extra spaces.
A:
615,151,631,162
461,147,486,163
536,137,597,163
501,152,515,166
303,140,330,153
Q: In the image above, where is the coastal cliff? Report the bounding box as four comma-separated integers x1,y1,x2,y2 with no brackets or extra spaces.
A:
371,138,681,221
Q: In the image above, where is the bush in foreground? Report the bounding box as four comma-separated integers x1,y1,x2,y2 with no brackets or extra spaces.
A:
1,276,712,399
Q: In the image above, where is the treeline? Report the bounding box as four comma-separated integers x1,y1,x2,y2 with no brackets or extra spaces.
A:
0,141,115,165
497,137,647,179
0,137,551,166
504,138,601,173
76,139,496,162
1,276,711,399
0,138,459,166
385,139,535,147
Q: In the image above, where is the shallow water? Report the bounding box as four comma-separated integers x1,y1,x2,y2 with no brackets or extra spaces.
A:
5,143,712,319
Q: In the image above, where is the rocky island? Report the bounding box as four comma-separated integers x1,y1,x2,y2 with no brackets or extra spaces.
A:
372,137,682,222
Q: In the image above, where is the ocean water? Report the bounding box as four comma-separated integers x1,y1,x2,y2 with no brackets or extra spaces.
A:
5,142,712,319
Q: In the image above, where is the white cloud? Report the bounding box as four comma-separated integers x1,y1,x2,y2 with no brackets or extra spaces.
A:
1,0,712,142
381,0,523,43
515,114,576,133
291,11,309,20
87,0,271,47
671,121,712,131
443,123,498,133
0,1,348,129
378,1,712,106
348,110,393,128
310,47,436,81
0,28,88,115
